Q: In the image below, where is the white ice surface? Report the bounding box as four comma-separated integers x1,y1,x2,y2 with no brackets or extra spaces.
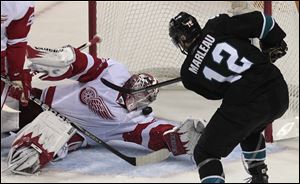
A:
1,137,299,183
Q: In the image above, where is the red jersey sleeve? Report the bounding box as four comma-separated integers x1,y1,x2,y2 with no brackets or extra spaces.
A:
6,7,34,80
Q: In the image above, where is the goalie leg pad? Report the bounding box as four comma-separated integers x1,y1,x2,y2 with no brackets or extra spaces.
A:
7,111,77,175
54,131,88,162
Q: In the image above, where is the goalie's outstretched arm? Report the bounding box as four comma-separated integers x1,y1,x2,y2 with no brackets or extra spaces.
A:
26,36,107,82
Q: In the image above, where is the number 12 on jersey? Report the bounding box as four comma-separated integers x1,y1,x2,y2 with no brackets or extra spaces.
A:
203,42,253,83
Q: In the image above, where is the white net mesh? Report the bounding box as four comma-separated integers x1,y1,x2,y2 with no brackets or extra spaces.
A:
96,2,235,80
270,2,299,120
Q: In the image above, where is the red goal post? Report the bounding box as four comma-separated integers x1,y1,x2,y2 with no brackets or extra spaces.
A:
88,1,97,57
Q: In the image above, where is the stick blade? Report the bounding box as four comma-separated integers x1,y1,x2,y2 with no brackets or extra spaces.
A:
135,148,171,166
2,104,20,113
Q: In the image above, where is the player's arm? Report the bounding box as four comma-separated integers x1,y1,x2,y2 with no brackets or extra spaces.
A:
218,11,285,42
217,11,287,62
26,46,108,82
6,6,34,78
6,6,34,106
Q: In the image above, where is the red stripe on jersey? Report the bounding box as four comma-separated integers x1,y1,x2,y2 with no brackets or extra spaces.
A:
44,86,56,107
7,42,28,80
122,122,152,145
78,57,108,83
69,48,88,78
148,124,174,151
6,7,34,40
67,48,108,82
5,7,34,79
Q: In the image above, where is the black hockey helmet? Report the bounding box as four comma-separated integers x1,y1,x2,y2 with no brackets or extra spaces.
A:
169,12,201,55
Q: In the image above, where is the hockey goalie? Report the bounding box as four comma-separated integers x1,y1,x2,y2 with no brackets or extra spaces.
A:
3,44,206,175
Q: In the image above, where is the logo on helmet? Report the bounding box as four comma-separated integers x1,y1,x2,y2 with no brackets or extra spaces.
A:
169,12,201,55
183,19,194,28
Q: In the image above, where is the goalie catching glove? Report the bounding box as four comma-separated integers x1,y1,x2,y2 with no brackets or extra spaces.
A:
163,119,205,156
26,45,76,80
7,111,87,175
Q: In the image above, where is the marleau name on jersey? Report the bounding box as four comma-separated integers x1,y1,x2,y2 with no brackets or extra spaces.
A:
188,34,215,75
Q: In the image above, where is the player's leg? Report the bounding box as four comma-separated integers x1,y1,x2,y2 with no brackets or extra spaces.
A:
240,77,289,183
18,88,87,152
6,110,87,175
193,109,243,183
4,88,88,175
193,98,276,183
240,131,269,183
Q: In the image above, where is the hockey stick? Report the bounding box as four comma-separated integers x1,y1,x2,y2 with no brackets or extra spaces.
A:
1,75,171,166
101,77,182,94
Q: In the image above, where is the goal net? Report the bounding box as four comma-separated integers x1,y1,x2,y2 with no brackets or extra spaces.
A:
89,1,299,141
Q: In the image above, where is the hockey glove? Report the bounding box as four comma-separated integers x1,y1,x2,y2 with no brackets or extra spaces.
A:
8,69,32,107
260,40,288,63
26,45,76,81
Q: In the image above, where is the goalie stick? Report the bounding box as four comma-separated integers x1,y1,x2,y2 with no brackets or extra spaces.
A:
1,75,171,166
101,77,182,94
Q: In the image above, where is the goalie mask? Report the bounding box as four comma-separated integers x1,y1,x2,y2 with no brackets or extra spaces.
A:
117,73,159,112
169,12,201,55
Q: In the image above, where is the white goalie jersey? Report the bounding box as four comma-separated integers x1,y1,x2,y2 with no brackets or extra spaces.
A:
39,58,174,144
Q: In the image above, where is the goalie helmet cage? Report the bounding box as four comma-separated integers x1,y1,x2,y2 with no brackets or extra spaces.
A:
88,1,299,143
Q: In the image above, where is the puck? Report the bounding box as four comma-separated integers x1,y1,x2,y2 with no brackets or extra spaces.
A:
142,106,153,115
